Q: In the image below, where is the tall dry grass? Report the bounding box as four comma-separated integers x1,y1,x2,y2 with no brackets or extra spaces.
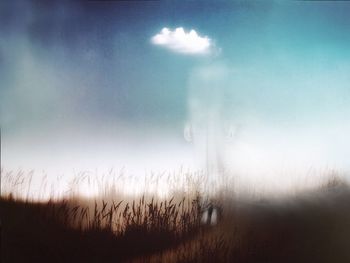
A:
2,167,350,263
0,168,210,262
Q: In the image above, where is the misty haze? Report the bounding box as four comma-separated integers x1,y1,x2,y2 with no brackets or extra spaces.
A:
1,1,350,262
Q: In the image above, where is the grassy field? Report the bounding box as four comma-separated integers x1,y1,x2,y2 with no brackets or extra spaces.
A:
1,171,350,262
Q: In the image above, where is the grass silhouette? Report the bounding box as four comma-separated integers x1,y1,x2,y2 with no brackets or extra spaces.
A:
1,169,350,262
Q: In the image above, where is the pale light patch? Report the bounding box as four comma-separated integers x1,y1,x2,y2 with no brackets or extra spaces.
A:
76,180,100,198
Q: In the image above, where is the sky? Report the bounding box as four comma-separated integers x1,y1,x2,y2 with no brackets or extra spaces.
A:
1,1,350,196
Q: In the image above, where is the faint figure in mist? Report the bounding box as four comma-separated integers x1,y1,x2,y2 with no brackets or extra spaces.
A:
184,63,235,225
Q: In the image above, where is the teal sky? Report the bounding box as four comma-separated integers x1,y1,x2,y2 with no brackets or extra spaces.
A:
1,1,350,178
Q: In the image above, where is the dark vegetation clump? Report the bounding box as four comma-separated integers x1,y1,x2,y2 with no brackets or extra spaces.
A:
2,170,350,263
1,193,202,262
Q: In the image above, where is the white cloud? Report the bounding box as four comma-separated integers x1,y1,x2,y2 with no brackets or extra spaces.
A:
151,27,213,55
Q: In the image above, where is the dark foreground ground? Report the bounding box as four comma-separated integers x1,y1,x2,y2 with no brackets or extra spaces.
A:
1,181,350,263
